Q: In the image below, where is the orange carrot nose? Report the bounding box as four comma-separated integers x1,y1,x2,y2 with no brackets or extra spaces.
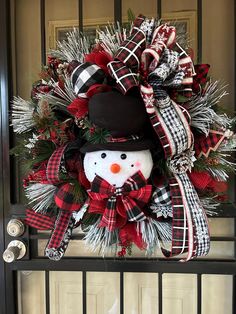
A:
110,163,121,174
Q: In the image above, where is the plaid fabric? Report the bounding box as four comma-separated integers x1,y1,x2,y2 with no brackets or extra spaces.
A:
108,135,141,143
133,14,146,28
148,75,168,100
163,176,190,257
46,146,66,184
107,60,139,94
162,173,210,260
54,183,83,211
148,49,183,100
149,101,192,158
161,48,179,70
178,173,210,257
87,171,152,231
71,62,105,95
152,184,171,205
115,27,146,69
46,210,72,249
24,208,55,230
149,112,172,157
192,64,210,93
150,183,173,218
158,102,192,155
194,130,225,158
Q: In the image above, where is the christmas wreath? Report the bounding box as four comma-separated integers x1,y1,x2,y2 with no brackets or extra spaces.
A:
11,14,236,261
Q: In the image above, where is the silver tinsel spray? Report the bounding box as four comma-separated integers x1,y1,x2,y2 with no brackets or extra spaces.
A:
25,183,56,213
84,219,119,255
50,28,90,63
188,81,231,135
11,96,35,133
137,218,172,254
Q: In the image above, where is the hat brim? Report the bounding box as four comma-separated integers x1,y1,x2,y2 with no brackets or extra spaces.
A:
80,138,154,153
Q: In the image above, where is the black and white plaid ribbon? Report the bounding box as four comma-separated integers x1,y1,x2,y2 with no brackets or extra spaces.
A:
71,62,105,95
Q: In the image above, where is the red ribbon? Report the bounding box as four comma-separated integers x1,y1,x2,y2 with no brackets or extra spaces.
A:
86,171,152,231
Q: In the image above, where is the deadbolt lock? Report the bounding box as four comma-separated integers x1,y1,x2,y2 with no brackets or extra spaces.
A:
7,219,25,237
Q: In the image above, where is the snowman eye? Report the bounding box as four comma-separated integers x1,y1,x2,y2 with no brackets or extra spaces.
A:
101,153,107,159
120,153,127,160
131,164,134,167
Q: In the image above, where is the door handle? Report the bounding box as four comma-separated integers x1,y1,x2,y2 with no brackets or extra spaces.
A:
3,240,27,263
7,219,25,237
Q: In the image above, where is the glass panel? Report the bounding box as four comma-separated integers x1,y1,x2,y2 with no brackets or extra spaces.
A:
15,0,41,100
124,273,158,314
83,0,113,21
14,0,41,202
37,218,235,259
202,241,234,259
87,272,120,314
50,271,83,314
45,0,78,52
163,274,197,314
202,275,233,314
122,0,157,18
202,0,235,199
17,271,45,314
209,218,235,236
162,0,197,12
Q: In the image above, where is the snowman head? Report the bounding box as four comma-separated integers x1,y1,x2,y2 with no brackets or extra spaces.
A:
84,149,153,187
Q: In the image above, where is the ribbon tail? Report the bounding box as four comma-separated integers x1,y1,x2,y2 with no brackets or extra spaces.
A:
99,197,117,231
162,173,210,261
45,210,74,261
123,196,146,222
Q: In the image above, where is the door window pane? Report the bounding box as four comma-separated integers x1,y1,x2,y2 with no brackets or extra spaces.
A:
124,273,158,314
50,271,83,314
202,275,233,314
17,271,46,314
163,274,197,314
87,272,120,314
122,0,157,18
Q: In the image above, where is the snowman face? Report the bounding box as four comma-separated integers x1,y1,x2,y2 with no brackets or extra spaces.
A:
84,150,153,187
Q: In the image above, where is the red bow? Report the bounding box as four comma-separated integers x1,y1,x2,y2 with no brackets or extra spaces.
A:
87,171,152,231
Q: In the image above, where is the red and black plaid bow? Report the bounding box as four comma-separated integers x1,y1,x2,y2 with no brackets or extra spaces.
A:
87,171,152,231
192,64,210,93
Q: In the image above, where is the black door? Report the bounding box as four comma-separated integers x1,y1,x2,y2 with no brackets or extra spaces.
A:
1,1,236,313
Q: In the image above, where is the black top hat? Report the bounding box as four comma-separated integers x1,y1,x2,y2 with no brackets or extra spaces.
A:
80,90,154,153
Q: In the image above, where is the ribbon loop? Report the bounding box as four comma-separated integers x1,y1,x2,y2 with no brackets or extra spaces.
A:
46,145,67,184
114,27,146,69
107,60,139,94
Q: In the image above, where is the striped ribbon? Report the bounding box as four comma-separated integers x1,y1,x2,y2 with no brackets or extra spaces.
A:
148,100,210,260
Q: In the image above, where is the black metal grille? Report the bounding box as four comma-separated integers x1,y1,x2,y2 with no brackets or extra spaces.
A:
1,0,236,313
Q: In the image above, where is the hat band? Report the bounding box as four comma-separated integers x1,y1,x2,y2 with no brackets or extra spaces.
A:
108,135,141,143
